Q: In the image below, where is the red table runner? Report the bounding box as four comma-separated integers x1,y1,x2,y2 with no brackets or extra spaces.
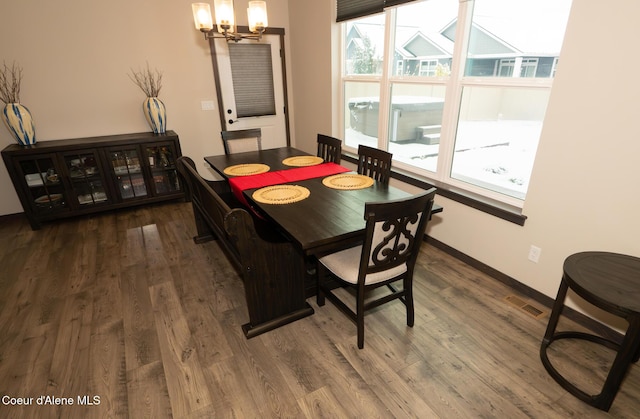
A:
229,162,350,206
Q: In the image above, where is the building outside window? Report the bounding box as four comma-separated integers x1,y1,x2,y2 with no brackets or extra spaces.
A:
340,0,572,205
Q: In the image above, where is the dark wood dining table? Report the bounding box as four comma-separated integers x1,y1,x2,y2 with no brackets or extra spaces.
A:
203,146,441,336
205,147,442,257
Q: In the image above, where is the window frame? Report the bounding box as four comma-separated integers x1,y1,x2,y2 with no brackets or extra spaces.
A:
337,0,565,213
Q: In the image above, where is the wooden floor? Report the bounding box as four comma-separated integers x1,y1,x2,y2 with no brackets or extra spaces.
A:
0,202,638,418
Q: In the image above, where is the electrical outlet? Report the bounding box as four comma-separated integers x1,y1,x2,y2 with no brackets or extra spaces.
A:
528,245,541,263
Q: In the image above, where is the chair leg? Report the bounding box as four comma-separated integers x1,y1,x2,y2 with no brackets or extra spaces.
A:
633,324,640,363
357,287,365,349
316,264,326,307
406,278,415,327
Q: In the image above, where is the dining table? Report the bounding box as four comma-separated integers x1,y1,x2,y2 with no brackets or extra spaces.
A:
204,146,442,257
202,146,442,336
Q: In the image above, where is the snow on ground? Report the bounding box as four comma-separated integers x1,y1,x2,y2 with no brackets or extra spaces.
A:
345,120,542,199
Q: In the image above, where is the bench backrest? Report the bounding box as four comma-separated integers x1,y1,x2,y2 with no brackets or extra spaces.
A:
177,156,242,267
177,156,309,327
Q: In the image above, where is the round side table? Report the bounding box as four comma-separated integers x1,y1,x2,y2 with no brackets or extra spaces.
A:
540,251,640,411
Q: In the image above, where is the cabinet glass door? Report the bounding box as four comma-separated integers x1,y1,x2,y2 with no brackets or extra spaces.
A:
109,148,147,199
145,143,181,195
64,151,110,206
19,157,68,214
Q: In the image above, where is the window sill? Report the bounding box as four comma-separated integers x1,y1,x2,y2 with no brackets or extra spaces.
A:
342,153,527,226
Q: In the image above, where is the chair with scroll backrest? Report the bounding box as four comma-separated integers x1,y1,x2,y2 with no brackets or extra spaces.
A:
316,188,436,349
317,134,342,164
357,144,392,185
221,128,262,155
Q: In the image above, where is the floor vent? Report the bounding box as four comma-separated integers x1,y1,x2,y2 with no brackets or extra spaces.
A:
504,295,547,319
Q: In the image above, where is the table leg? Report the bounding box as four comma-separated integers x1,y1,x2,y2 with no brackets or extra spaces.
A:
540,276,640,411
541,277,569,346
593,315,640,410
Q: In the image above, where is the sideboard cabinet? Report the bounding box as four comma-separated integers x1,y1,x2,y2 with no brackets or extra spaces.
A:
2,131,184,230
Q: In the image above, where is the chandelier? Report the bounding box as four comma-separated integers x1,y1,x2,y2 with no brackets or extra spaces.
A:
192,1,268,42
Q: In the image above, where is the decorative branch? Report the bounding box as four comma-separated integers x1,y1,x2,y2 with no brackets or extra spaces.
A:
0,61,22,105
128,62,163,97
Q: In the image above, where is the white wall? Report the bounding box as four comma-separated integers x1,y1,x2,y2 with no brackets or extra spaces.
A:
0,0,291,215
287,0,335,151
288,0,640,331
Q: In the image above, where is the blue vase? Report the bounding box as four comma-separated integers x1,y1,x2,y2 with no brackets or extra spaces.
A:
143,97,166,134
2,103,36,146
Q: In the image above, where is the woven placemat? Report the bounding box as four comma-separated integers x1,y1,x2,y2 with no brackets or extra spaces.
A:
282,156,324,167
322,173,374,190
223,163,270,176
252,185,310,204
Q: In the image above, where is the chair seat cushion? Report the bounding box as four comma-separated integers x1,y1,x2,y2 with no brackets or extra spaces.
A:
319,245,407,285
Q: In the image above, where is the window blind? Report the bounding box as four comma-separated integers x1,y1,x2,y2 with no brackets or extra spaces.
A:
383,0,417,7
336,0,417,22
337,0,384,22
228,43,276,118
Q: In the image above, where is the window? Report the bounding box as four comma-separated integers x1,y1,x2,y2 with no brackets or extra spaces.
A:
498,59,515,77
419,60,438,76
551,58,559,77
520,58,539,78
340,0,572,206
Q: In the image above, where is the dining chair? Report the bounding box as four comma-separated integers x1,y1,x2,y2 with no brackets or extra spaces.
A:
316,188,437,349
221,128,262,155
357,144,392,185
317,134,342,164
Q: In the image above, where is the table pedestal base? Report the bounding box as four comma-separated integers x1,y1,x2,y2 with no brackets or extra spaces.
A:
242,303,314,339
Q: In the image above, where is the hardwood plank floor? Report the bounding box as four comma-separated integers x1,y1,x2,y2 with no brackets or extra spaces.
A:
0,202,638,418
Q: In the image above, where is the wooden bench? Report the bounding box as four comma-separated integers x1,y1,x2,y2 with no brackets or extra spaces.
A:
176,156,314,338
